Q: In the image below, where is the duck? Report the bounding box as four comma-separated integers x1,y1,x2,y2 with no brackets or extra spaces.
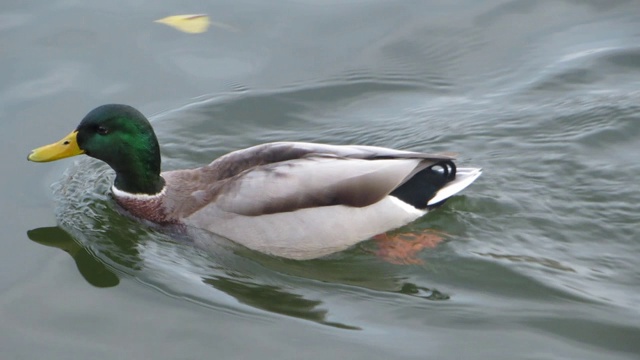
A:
28,104,481,260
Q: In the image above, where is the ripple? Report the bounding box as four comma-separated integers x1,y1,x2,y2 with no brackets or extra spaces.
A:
526,46,640,93
32,71,640,337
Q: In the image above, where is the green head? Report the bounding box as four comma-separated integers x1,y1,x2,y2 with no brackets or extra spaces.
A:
28,104,165,195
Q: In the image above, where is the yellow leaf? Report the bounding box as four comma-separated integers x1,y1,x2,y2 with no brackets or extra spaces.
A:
154,14,210,34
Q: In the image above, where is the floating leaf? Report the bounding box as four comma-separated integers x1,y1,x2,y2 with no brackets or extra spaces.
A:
155,14,211,34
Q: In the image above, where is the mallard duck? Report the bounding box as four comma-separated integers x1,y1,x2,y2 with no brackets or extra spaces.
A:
28,104,481,260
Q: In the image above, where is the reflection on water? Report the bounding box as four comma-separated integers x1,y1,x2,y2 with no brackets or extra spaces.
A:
27,220,453,331
26,225,362,329
27,226,119,288
202,276,360,330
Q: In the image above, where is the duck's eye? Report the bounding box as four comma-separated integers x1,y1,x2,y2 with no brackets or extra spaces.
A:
97,126,109,135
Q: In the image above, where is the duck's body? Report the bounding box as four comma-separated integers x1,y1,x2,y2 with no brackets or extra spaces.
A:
28,105,481,260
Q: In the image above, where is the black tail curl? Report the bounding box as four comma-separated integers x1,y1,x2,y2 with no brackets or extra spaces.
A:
389,160,457,209
431,160,456,181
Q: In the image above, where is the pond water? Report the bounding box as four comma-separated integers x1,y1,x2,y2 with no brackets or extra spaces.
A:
2,1,640,359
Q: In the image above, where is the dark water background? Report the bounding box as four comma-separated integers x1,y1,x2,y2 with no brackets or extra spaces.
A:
2,1,640,359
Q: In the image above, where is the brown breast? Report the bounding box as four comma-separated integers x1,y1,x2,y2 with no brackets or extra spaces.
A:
111,192,179,225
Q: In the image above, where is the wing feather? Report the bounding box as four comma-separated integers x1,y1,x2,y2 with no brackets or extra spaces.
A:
214,156,427,216
168,142,453,217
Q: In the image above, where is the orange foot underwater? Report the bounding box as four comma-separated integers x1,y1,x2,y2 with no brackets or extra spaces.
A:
373,230,447,265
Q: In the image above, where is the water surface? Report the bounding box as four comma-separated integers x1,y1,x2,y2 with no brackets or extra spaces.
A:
2,0,640,359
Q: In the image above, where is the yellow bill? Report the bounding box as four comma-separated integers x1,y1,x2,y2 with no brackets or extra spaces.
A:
28,131,84,162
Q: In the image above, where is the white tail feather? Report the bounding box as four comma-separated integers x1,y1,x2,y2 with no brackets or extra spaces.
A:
427,167,482,206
